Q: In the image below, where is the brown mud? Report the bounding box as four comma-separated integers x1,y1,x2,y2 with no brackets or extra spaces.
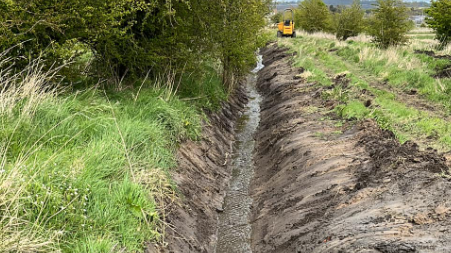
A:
414,50,451,79
251,44,451,252
156,43,451,253
414,50,451,60
434,65,451,79
155,86,248,253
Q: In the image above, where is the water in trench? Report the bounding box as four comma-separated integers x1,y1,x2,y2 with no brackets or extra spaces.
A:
215,55,264,253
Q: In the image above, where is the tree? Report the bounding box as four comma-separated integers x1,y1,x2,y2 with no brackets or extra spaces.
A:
271,12,283,24
334,0,365,41
0,0,179,79
295,0,332,33
367,0,413,48
0,0,272,88
425,0,451,46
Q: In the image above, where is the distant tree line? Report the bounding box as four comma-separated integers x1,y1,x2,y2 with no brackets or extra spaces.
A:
274,0,451,49
0,0,272,88
274,0,421,48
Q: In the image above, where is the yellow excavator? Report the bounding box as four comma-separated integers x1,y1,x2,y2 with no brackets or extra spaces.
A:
277,9,296,38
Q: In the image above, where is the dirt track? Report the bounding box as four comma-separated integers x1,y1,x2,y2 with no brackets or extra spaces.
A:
251,44,451,252
159,44,451,253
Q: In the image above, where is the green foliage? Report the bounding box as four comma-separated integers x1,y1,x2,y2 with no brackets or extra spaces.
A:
333,0,365,41
283,34,451,150
295,0,332,33
336,100,370,120
0,78,210,251
0,0,271,86
367,0,413,48
426,0,451,46
271,12,283,24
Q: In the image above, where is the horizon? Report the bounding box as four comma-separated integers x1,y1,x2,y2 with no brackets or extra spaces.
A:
275,0,430,2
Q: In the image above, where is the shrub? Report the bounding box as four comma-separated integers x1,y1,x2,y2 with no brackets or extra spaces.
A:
367,0,413,48
295,0,332,33
333,0,365,41
426,0,451,46
0,0,271,87
271,12,283,24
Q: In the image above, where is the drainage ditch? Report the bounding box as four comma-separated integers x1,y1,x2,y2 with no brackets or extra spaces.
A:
215,55,264,253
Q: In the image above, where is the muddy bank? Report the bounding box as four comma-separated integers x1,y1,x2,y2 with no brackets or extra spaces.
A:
155,86,248,253
251,44,451,252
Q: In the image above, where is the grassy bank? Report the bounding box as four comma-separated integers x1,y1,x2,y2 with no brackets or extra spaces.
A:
279,29,451,151
0,62,226,252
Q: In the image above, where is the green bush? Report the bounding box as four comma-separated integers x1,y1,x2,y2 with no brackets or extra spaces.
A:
426,0,451,46
271,12,283,24
333,0,365,41
367,0,413,48
0,0,271,86
295,0,332,33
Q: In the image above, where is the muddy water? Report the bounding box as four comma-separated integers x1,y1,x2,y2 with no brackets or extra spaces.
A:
215,56,263,253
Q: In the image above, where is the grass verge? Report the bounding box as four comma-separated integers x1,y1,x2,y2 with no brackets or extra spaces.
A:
280,33,451,151
0,59,227,252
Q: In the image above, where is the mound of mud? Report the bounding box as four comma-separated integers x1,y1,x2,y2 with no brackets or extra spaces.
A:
155,87,248,253
414,50,451,60
251,43,451,253
434,66,451,79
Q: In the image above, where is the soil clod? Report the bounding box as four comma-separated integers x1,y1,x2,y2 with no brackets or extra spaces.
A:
251,43,451,253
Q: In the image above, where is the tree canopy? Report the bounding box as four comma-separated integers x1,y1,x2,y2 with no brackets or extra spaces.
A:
0,0,272,88
333,0,365,41
426,0,451,46
295,0,332,33
367,0,413,48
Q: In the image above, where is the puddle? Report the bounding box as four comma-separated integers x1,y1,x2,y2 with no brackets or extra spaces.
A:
215,54,263,253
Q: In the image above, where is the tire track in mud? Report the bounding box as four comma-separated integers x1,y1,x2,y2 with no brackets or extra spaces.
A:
250,43,451,253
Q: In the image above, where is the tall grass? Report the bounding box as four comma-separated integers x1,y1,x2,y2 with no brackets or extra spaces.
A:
0,55,222,252
287,32,451,106
281,33,451,151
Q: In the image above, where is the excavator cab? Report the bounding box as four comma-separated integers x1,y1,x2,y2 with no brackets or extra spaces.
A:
277,9,296,38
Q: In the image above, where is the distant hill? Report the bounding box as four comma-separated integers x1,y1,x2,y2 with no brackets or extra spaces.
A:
275,1,430,10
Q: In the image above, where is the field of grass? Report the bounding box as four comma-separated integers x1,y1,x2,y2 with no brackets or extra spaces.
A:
279,28,451,151
0,60,227,252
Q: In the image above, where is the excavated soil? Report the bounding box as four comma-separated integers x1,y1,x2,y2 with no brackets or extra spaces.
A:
155,44,451,253
414,50,451,79
434,65,451,79
155,86,248,253
251,44,451,253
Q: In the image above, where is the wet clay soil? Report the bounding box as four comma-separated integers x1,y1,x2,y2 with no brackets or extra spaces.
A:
215,59,263,253
251,44,451,252
156,86,248,253
159,44,451,253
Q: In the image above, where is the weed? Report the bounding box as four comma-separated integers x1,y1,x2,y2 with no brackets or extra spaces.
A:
0,57,221,252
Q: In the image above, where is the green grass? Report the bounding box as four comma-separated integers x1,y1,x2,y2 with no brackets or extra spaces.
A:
281,34,451,151
0,63,227,252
